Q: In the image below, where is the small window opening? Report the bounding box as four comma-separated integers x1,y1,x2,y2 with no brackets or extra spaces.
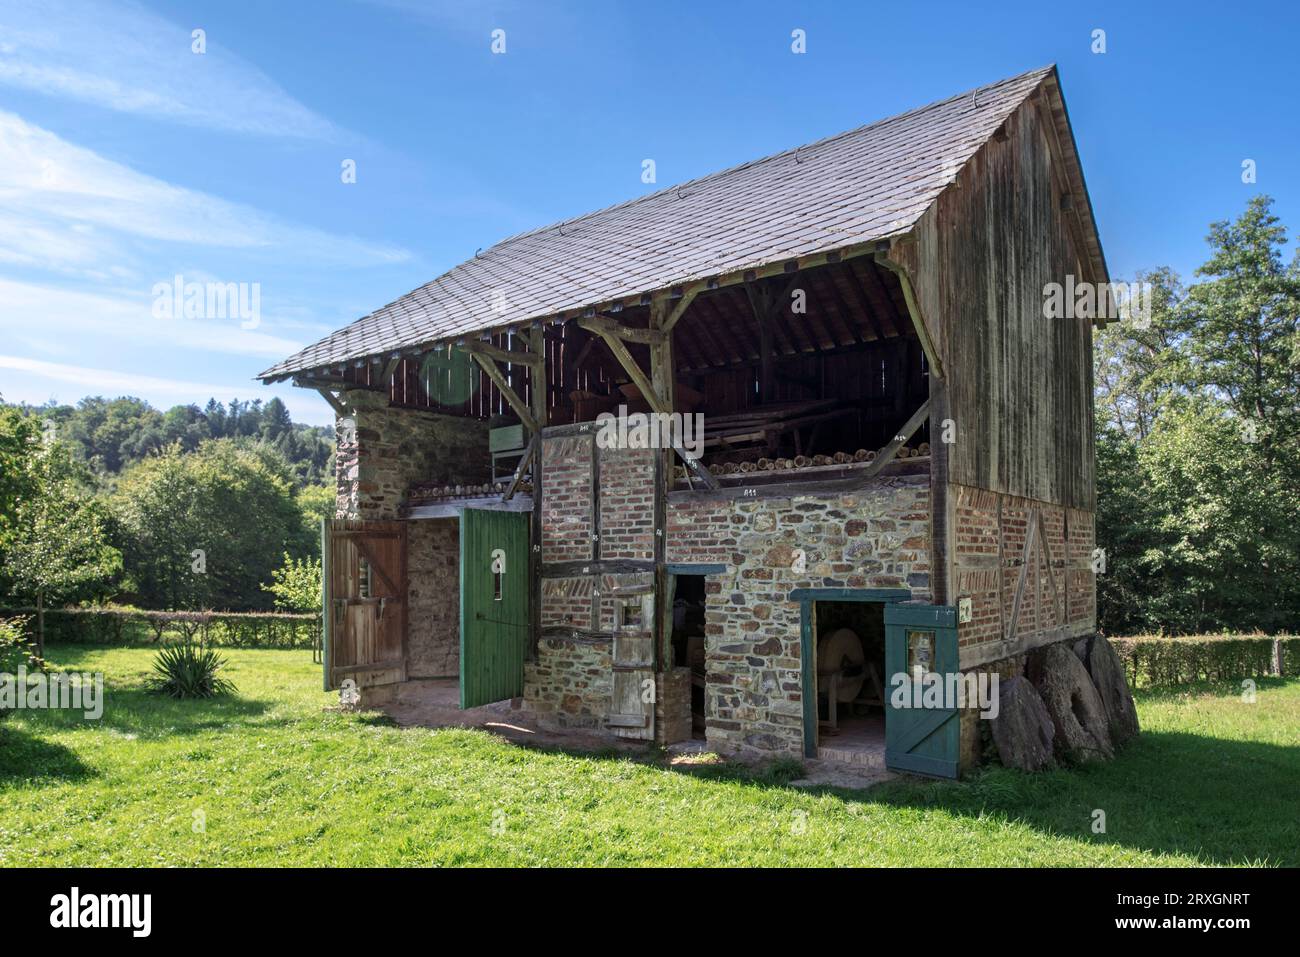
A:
359,557,372,599
621,603,641,628
493,569,503,601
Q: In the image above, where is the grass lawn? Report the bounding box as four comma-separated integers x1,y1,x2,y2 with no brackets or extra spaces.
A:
2,644,1295,866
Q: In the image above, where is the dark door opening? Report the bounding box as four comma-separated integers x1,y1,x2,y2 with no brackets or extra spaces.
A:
813,600,888,764
670,573,708,739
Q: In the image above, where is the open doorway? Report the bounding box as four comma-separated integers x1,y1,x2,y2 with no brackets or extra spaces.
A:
670,573,708,740
812,599,890,766
405,517,461,681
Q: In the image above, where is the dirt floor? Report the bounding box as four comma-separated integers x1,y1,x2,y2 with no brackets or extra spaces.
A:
367,678,646,752
363,678,894,790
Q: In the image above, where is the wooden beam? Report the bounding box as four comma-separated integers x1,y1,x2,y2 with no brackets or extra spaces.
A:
576,315,663,345
466,351,540,433
858,396,933,480
503,435,537,502
875,254,945,381
313,387,347,416
659,288,700,334
588,327,666,415
529,325,547,426
462,339,542,368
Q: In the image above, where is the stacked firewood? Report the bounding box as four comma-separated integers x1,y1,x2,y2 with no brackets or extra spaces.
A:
675,443,931,480
407,480,530,505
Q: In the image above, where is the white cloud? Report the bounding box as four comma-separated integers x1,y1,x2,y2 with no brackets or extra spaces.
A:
0,111,410,270
0,0,335,138
0,278,306,359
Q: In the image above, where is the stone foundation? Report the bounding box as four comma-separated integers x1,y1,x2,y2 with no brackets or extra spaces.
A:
667,478,932,757
523,637,612,730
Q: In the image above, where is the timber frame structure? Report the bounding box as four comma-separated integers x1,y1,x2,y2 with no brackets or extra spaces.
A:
262,65,1109,775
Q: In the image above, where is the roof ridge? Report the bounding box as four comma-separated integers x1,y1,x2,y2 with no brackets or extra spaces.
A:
486,64,1055,250
258,65,1060,380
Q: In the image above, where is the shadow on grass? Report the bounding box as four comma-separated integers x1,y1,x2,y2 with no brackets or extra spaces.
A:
444,723,1296,866
821,731,1298,866
0,723,94,789
10,683,273,740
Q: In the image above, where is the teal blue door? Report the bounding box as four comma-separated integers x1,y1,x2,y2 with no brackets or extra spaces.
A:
884,603,960,778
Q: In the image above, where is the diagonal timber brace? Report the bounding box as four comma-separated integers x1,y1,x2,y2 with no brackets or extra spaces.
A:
466,350,541,434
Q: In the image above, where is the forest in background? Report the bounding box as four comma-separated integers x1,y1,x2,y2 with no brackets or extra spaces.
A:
0,395,333,616
0,196,1297,636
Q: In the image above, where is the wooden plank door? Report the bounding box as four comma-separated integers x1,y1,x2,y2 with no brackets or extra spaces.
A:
459,508,530,708
884,603,959,778
323,519,408,690
609,590,655,740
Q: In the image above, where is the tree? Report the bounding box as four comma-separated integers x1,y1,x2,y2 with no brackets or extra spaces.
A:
1093,267,1185,440
1094,196,1300,634
0,400,43,550
112,440,313,611
262,553,322,612
295,484,335,556
3,440,122,653
1136,403,1300,632
1177,195,1300,461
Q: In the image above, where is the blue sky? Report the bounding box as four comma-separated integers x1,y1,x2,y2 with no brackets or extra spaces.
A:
1,0,1296,426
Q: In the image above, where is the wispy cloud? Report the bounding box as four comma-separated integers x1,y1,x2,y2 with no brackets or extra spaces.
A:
0,0,335,138
0,278,306,359
0,353,257,398
0,110,410,272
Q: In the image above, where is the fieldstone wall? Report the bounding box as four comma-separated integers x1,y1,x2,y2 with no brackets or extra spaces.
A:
335,390,489,521
523,636,612,729
406,518,460,678
666,477,932,757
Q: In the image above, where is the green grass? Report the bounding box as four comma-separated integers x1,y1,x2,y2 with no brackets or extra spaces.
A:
2,644,1296,866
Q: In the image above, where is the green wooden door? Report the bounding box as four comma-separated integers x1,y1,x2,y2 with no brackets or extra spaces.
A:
884,603,960,778
459,508,531,708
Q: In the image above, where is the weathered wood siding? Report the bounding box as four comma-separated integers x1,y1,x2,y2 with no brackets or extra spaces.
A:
897,93,1097,513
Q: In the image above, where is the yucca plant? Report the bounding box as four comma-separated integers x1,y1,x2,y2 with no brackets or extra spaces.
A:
148,642,236,699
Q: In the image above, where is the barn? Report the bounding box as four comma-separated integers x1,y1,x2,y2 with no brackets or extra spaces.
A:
258,65,1108,777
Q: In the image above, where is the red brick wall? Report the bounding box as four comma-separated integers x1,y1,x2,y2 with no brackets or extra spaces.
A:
951,482,1096,654
540,435,593,563
597,447,655,561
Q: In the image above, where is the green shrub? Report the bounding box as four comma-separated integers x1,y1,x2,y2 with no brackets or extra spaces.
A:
147,642,236,699
1110,634,1290,688
0,606,319,649
0,616,43,720
262,553,322,613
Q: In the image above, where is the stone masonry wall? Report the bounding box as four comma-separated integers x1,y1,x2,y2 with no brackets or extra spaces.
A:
666,476,932,757
335,390,489,521
524,637,611,729
406,518,460,678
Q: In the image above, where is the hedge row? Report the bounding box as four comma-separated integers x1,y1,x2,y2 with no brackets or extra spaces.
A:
2,607,321,650
1110,634,1300,688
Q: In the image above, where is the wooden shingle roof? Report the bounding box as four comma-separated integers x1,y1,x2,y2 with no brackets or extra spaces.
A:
261,65,1099,382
